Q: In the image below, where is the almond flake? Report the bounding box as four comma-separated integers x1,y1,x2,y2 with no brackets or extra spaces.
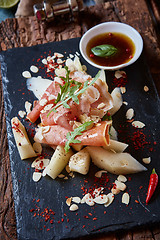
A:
54,53,64,58
81,195,86,204
144,85,149,92
115,70,126,79
104,193,114,207
22,71,31,78
30,65,39,73
142,157,151,164
42,58,47,65
72,197,81,204
69,204,78,211
93,187,104,198
57,59,64,64
25,101,32,114
42,167,47,177
132,120,145,128
64,176,68,180
82,65,87,72
33,142,42,154
126,108,134,120
120,87,126,94
48,94,56,101
111,187,120,195
44,104,53,111
66,197,72,206
33,172,42,182
122,192,130,205
58,174,65,178
18,110,26,118
32,157,50,170
97,102,106,109
117,175,127,183
123,101,128,105
39,98,48,106
115,180,127,191
94,194,108,204
85,193,95,206
95,170,107,178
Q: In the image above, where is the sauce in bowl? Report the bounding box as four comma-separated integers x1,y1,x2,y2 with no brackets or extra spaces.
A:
86,32,135,67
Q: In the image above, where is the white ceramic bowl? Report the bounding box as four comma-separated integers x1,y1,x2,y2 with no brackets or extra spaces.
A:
79,22,143,70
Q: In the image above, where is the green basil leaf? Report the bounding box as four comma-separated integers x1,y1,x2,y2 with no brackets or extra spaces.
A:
91,44,117,57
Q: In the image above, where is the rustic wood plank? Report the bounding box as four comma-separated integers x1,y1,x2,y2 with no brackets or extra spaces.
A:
0,1,160,240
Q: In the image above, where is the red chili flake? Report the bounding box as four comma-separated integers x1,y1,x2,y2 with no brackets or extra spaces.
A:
135,200,139,203
50,220,53,224
104,211,106,214
61,218,64,222
108,32,113,36
37,199,40,202
129,55,133,59
90,54,94,58
58,220,61,224
139,185,143,189
29,209,35,212
82,225,85,228
93,217,97,221
47,228,50,231
64,213,67,217
126,48,130,53
84,215,89,219
67,219,69,222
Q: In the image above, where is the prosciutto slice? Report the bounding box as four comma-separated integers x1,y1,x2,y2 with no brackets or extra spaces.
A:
34,121,110,147
27,79,62,123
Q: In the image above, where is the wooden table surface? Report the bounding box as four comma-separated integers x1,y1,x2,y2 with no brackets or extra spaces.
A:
0,0,160,239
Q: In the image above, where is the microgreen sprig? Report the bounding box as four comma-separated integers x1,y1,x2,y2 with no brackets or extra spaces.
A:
48,67,101,115
65,121,93,152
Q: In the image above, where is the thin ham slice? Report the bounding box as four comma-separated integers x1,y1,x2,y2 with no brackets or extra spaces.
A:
27,80,62,123
34,121,110,147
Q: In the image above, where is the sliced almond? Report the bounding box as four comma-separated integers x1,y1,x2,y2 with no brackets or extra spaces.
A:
144,86,149,92
69,204,78,211
85,193,95,206
142,157,151,164
57,59,65,64
115,180,127,191
132,121,145,128
33,172,42,182
126,108,134,120
39,98,48,106
120,87,126,94
72,197,81,204
58,174,65,178
115,70,126,79
25,101,32,114
117,175,127,183
31,157,50,170
111,187,120,195
122,192,130,205
123,101,128,106
95,170,107,178
54,53,64,58
93,187,104,198
42,58,47,65
81,195,86,204
42,167,47,177
94,194,108,204
66,197,72,206
30,65,39,73
18,110,26,118
97,102,106,109
43,104,53,111
104,193,114,207
22,71,31,78
33,142,42,154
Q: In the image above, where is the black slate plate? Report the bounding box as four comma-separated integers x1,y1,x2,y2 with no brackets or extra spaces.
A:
0,38,160,240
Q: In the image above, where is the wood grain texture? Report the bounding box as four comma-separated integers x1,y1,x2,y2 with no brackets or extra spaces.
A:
0,1,160,240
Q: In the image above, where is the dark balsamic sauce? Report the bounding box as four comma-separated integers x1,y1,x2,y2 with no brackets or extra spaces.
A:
86,32,135,67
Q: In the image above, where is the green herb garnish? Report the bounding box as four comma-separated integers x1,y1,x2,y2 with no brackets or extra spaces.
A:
91,44,117,57
48,67,101,115
65,121,93,152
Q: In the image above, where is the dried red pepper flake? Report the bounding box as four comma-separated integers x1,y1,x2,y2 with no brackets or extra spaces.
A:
93,217,97,221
